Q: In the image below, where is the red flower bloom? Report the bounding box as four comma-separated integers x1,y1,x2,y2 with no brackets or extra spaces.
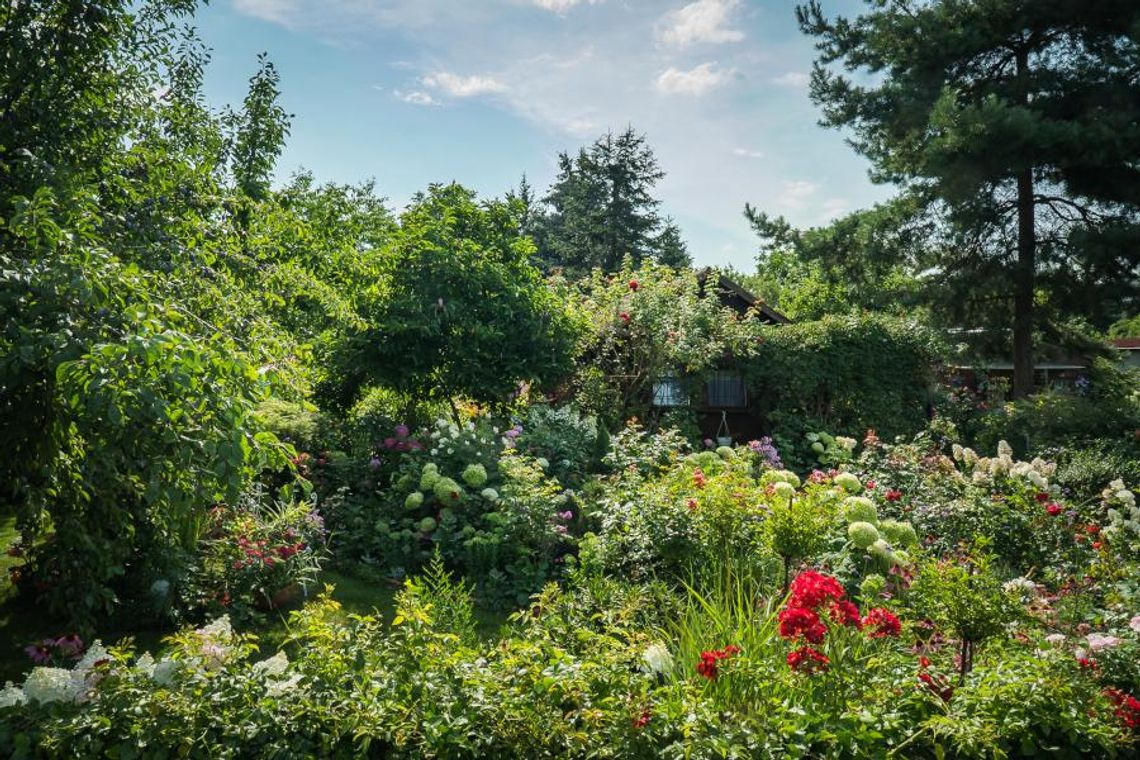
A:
789,570,846,610
778,606,828,644
628,280,640,291
1086,524,1100,535
692,469,708,489
1105,688,1140,731
866,480,876,490
862,607,901,638
1078,657,1098,671
685,498,698,511
786,646,829,674
632,708,651,728
695,646,740,680
885,489,902,502
831,599,863,629
619,312,631,323
1046,503,1063,516
1035,492,1050,503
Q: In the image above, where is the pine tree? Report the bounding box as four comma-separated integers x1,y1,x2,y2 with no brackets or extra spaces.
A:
797,0,1140,397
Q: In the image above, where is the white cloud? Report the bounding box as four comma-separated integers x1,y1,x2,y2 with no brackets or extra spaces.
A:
655,62,733,95
531,0,602,12
779,179,819,211
732,147,763,158
233,0,301,26
422,72,508,97
394,89,441,106
658,0,744,47
772,71,810,88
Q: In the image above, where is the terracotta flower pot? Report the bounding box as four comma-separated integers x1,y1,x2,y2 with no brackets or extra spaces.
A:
258,582,303,611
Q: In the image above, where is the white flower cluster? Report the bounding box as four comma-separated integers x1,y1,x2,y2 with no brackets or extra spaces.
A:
3,640,110,707
427,418,498,458
1101,478,1139,549
952,440,1055,490
640,642,674,676
1002,577,1038,601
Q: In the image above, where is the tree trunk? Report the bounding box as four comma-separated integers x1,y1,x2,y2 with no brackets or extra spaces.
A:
1012,48,1035,399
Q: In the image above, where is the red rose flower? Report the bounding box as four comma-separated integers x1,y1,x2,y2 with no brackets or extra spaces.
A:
1046,503,1062,516
628,280,640,291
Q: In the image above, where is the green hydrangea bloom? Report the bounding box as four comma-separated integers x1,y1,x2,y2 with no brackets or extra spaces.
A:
835,472,862,494
776,470,802,488
395,474,416,492
535,458,550,470
848,521,880,549
842,496,878,524
869,538,893,559
773,481,796,500
419,467,440,491
404,491,424,510
417,517,437,534
860,573,886,600
433,477,464,504
716,446,735,460
879,519,918,548
462,463,488,487
480,487,499,502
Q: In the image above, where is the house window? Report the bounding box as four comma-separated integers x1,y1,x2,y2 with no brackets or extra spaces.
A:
706,371,746,408
651,373,687,407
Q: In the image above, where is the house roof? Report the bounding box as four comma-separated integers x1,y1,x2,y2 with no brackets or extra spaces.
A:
695,268,791,324
1110,337,1140,350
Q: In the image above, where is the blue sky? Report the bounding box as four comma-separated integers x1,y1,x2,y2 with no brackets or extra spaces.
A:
195,0,892,270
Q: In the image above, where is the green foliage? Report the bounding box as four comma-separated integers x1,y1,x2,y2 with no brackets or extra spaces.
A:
793,0,1140,394
744,314,941,466
323,183,580,410
515,404,602,486
568,263,765,429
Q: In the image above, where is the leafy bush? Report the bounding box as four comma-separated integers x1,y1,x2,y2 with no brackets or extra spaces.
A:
743,314,941,469
515,404,604,486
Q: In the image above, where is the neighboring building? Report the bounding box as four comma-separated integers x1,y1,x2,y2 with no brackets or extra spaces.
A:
649,270,789,443
1111,338,1140,370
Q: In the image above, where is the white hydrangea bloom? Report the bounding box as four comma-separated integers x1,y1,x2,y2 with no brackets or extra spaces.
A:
0,682,26,708
135,653,156,678
951,443,964,461
641,642,674,676
1044,633,1066,647
962,447,979,465
198,615,234,641
265,673,303,698
252,651,290,679
1129,614,1140,634
152,658,178,686
1003,577,1037,600
24,667,78,704
997,440,1012,458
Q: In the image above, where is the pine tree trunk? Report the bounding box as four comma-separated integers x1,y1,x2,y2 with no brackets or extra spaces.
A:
1012,48,1035,399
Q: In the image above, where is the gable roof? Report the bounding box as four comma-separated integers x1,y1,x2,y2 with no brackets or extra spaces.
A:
696,268,791,324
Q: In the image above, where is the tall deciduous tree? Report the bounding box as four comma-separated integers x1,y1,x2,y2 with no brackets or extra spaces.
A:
535,128,692,274
796,0,1140,397
322,183,581,413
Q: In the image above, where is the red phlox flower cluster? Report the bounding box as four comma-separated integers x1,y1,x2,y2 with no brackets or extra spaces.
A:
789,570,845,610
786,646,830,674
778,606,827,644
692,469,708,489
884,489,903,502
1105,689,1140,731
695,645,740,680
862,607,902,638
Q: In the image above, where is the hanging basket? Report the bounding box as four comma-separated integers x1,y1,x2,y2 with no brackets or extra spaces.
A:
715,411,732,447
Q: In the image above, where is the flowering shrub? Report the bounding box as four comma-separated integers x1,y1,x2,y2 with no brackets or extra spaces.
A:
183,493,327,623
